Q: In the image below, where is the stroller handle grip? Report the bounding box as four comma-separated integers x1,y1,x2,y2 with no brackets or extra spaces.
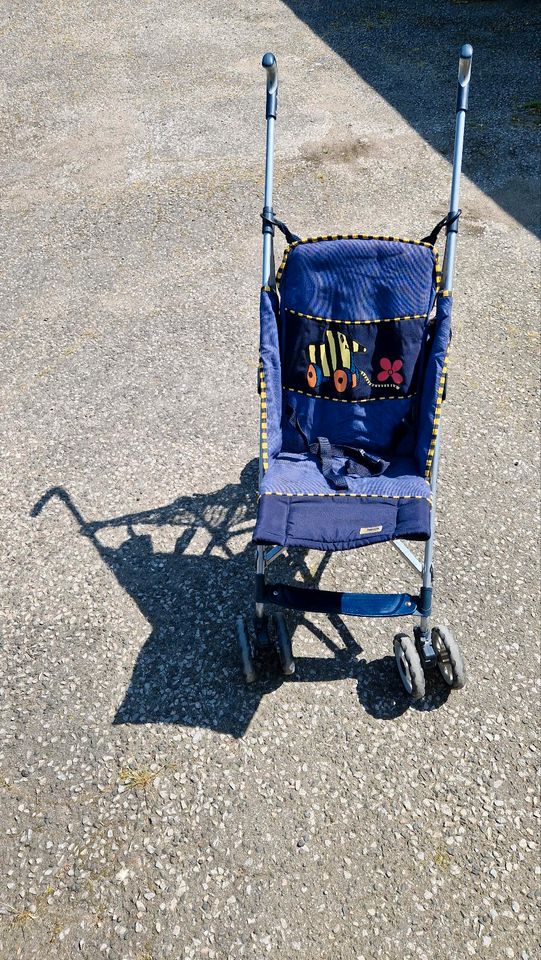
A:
262,52,278,119
457,43,473,112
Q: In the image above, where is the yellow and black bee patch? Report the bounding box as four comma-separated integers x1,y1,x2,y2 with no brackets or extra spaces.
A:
281,309,427,402
306,330,367,393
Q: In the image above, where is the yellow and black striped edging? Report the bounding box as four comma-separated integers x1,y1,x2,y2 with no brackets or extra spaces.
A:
259,359,269,472
276,233,440,286
424,349,450,478
285,386,414,404
286,307,428,326
435,257,442,293
261,490,431,502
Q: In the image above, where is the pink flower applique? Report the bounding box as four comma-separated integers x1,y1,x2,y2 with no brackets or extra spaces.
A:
377,357,404,385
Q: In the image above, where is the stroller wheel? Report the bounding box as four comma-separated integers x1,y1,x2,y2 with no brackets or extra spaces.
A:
431,625,466,689
236,616,257,683
393,632,425,700
273,612,295,676
253,613,273,650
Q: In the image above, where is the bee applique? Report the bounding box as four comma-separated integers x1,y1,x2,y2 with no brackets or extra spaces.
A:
306,330,367,394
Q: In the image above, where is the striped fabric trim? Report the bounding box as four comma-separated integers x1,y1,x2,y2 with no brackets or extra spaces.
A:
286,307,428,326
261,490,432,502
276,233,439,285
285,386,414,405
259,360,269,472
424,349,450,478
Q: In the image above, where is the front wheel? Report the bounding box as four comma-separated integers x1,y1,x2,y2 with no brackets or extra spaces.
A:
236,616,256,683
273,612,295,676
394,632,425,700
431,625,466,689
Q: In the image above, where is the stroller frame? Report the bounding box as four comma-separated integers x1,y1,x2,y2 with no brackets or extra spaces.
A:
237,46,473,698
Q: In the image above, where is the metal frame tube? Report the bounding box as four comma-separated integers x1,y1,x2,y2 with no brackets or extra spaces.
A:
393,539,423,575
420,43,472,631
256,53,279,618
420,428,441,608
265,545,287,566
261,118,275,286
442,44,472,292
261,53,277,288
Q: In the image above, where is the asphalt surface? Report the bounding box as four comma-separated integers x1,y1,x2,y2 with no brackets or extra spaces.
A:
1,2,539,959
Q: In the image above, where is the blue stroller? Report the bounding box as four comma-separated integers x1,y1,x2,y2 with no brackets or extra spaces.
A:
237,46,473,699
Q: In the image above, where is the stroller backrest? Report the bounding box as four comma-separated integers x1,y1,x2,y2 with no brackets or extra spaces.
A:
277,235,440,460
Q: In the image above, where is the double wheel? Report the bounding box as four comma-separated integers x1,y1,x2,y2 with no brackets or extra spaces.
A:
236,612,295,683
393,625,466,700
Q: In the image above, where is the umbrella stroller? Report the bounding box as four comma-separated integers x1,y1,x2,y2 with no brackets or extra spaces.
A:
237,46,473,699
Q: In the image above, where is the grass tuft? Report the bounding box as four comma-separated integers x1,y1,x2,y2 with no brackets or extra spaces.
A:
512,101,541,125
11,909,36,928
434,847,452,870
522,100,541,117
119,766,160,790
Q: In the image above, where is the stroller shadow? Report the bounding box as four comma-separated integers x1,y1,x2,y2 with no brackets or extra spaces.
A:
32,461,448,737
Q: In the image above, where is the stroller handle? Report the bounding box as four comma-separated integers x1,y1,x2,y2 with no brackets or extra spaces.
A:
442,42,473,291
457,43,473,112
262,52,278,119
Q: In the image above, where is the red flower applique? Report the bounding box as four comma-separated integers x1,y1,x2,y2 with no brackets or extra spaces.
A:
377,357,404,385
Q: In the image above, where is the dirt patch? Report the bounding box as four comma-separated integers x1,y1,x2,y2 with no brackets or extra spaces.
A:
303,135,380,166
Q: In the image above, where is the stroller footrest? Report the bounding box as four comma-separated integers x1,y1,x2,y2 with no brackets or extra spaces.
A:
264,583,419,618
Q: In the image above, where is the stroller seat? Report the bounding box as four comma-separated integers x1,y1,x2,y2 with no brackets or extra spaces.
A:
255,453,431,550
254,234,451,552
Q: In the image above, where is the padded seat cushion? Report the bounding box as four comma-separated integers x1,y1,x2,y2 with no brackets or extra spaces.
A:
254,454,431,550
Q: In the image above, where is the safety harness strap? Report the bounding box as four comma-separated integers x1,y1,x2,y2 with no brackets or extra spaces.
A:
288,408,389,490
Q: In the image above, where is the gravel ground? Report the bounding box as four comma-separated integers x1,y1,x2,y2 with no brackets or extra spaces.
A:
1,1,539,959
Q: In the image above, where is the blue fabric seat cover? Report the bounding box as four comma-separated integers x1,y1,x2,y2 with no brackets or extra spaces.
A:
254,235,452,551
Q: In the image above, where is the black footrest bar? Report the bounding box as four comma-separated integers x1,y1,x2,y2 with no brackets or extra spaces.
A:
264,583,419,618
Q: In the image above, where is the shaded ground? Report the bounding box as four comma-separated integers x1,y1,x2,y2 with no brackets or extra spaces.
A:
282,0,541,236
0,1,539,959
